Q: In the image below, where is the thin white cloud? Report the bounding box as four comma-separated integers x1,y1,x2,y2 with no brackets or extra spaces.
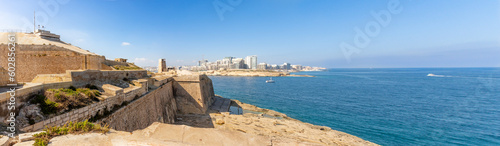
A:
0,12,32,31
58,29,89,44
134,58,156,66
121,42,131,46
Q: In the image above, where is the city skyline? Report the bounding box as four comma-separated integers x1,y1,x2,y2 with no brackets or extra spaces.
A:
0,0,498,68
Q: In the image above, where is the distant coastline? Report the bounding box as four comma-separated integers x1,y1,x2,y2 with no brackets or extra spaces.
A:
198,70,318,77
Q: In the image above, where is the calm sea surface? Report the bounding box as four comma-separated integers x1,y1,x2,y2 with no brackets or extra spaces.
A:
210,68,500,145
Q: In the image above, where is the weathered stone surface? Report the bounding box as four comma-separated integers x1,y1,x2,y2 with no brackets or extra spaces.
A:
102,81,177,132
12,140,34,146
0,67,8,86
0,136,9,146
210,96,231,113
173,75,215,114
0,32,105,83
18,131,43,142
101,84,124,96
48,123,272,146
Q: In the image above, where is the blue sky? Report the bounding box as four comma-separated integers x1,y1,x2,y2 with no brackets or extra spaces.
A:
1,0,499,68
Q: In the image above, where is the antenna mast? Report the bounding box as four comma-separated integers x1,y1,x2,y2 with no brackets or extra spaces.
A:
33,10,36,33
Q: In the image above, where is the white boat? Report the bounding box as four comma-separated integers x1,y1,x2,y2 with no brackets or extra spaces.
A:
266,77,275,83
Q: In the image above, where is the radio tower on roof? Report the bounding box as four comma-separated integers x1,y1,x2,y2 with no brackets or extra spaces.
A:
33,10,36,33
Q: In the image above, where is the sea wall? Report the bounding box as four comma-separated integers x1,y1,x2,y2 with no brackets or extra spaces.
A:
102,81,177,132
173,75,215,114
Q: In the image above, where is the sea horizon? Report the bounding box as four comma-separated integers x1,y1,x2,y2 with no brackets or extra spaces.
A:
211,68,500,145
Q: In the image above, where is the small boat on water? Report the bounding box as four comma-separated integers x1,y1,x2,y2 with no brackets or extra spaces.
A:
266,77,275,83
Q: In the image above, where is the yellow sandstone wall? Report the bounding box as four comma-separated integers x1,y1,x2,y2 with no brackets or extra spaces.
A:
103,81,177,132
0,67,8,86
173,75,215,114
103,60,128,67
0,44,105,82
68,70,148,87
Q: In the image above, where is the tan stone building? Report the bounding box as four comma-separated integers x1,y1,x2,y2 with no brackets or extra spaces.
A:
158,59,166,73
114,58,127,62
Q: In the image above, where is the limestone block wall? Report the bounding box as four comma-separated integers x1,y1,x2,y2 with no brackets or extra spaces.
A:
0,45,105,82
101,63,114,70
123,86,143,102
153,76,173,87
18,77,153,132
0,82,72,123
68,70,148,87
102,81,177,132
102,84,123,96
20,90,124,132
8,74,215,132
173,75,215,114
103,60,128,67
85,55,105,70
31,74,71,83
0,67,8,86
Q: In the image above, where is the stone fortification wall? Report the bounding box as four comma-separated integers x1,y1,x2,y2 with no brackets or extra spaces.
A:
3,73,215,133
102,81,177,132
31,74,71,83
0,67,8,86
18,78,151,132
173,75,215,114
68,70,148,87
0,45,105,82
103,60,128,67
0,82,72,123
85,55,105,70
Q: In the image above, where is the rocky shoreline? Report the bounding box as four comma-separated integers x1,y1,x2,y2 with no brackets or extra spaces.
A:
9,96,376,146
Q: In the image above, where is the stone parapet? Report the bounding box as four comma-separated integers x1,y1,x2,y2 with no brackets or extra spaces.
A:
173,75,215,114
102,84,123,96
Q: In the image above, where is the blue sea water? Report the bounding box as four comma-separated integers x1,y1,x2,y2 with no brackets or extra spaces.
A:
210,68,500,146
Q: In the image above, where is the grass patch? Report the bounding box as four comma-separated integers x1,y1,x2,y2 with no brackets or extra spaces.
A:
32,87,101,115
33,120,109,146
31,95,59,115
113,65,143,70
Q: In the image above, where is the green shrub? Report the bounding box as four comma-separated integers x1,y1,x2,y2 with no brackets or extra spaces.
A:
31,95,59,115
68,86,76,91
113,65,143,70
85,84,99,90
35,87,102,115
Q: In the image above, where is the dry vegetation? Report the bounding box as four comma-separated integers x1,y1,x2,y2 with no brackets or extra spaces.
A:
33,120,109,146
113,63,143,70
31,86,101,115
